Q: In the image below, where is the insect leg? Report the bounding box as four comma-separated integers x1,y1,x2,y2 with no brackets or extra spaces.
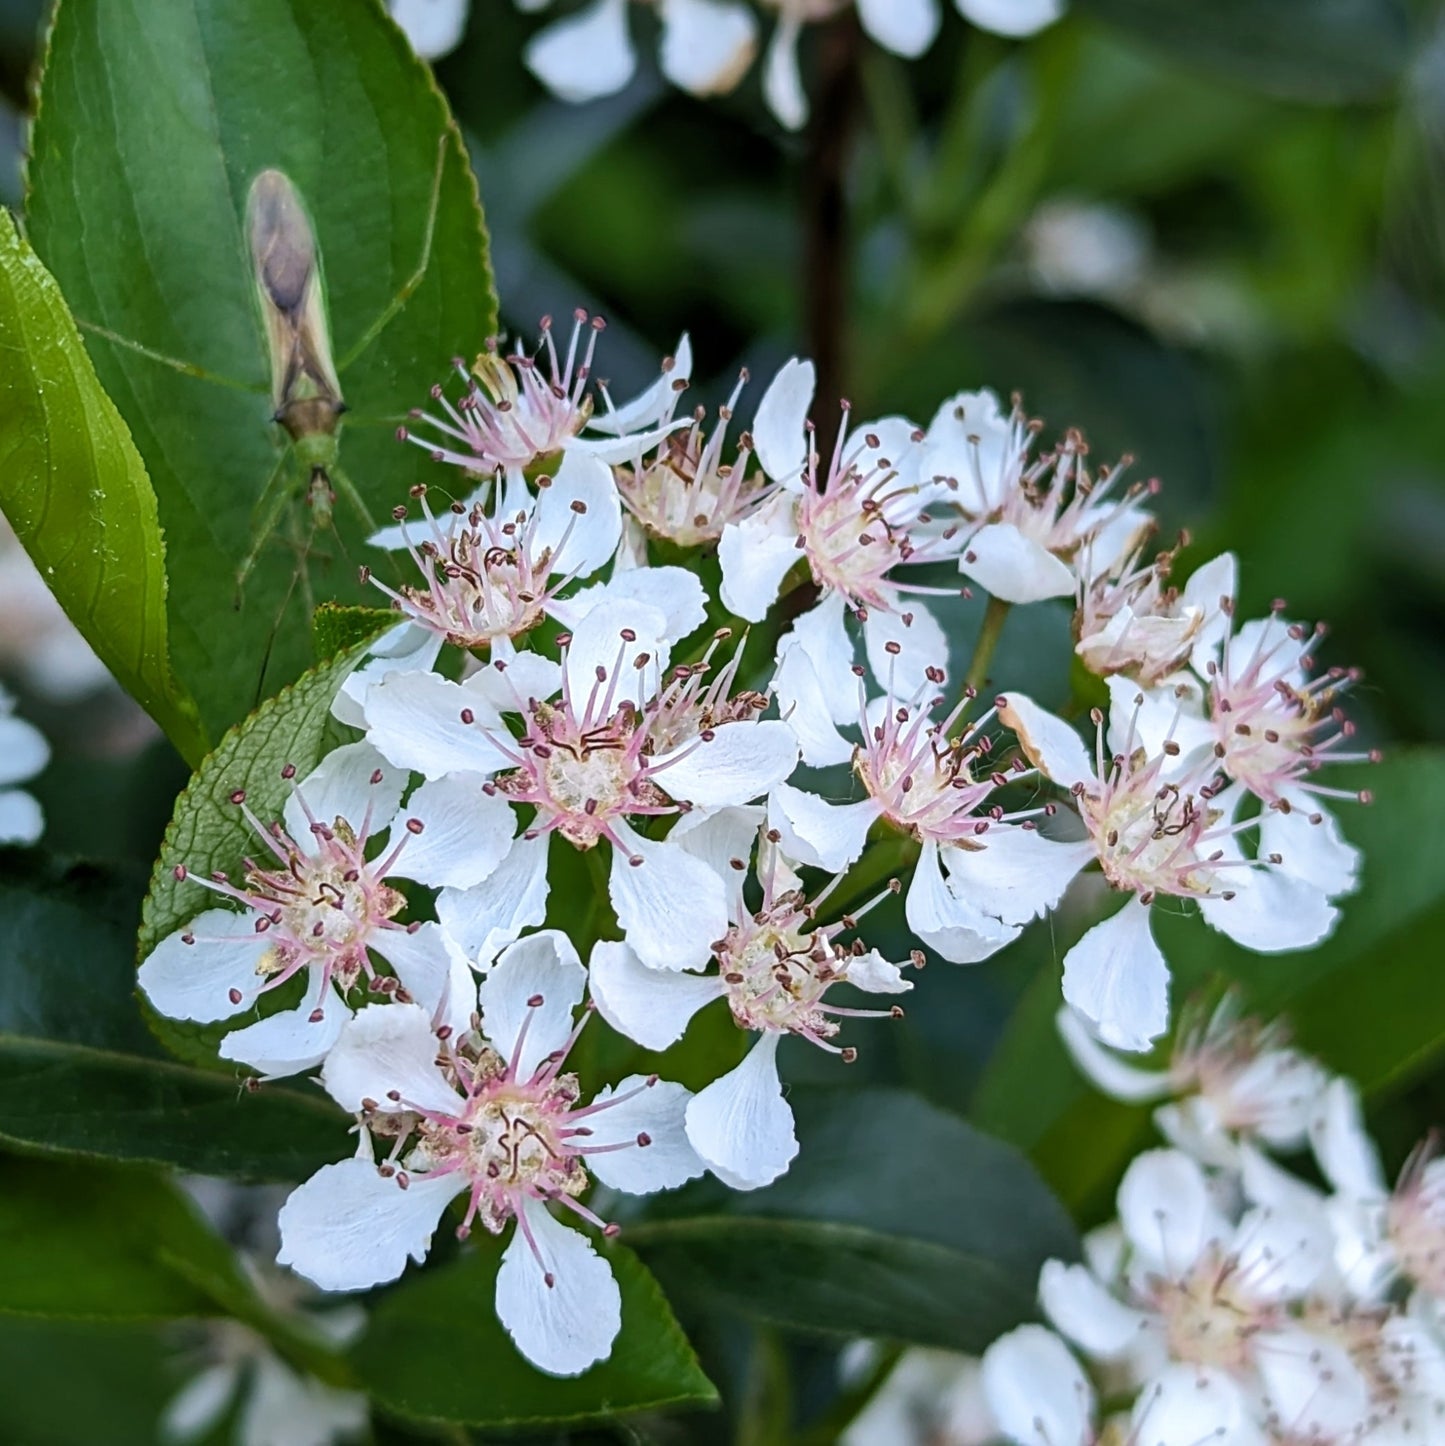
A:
77,320,263,394
326,463,380,537
235,451,296,605
334,134,447,374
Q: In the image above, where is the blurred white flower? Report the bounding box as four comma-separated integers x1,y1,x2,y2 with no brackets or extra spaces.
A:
387,0,469,59
1024,198,1151,299
0,682,47,845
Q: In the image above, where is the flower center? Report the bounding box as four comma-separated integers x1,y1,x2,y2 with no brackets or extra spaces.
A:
1388,1168,1445,1297
1152,1254,1266,1373
797,481,909,610
718,918,840,1038
1081,762,1219,899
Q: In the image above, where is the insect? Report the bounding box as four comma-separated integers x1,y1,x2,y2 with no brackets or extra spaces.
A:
76,143,446,654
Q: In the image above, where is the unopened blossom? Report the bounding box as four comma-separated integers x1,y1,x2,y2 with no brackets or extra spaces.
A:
139,742,471,1077
1041,1148,1348,1435
999,690,1338,1051
364,447,621,653
0,682,48,844
1074,548,1236,687
771,671,1084,965
360,599,799,971
589,812,911,1187
1057,993,1330,1168
277,935,703,1376
917,388,1154,607
721,358,962,709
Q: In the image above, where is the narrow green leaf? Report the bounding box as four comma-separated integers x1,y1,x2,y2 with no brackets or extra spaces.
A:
27,0,497,741
972,751,1445,1214
0,212,207,764
139,640,379,1070
626,1087,1079,1352
1074,0,1411,104
0,850,344,1181
360,1240,718,1429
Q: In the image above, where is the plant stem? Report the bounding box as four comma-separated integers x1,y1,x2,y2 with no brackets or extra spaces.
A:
964,594,1011,699
803,11,861,460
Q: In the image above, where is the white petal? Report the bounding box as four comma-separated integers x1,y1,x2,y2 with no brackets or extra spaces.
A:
373,922,476,1037
531,448,622,579
1129,1365,1264,1446
658,0,758,95
843,950,912,995
955,0,1064,36
363,669,510,779
553,564,707,644
1230,1204,1332,1301
652,720,798,808
857,0,940,57
392,773,517,890
161,1363,239,1443
769,781,877,873
591,335,693,435
436,833,552,965
1258,796,1359,899
524,0,636,103
997,692,1094,789
752,357,815,484
387,0,468,59
480,931,586,1079
467,649,562,714
1038,1260,1147,1359
1309,1077,1387,1199
562,598,669,714
1198,867,1337,954
331,625,443,729
919,388,1013,514
771,636,854,766
237,1356,368,1446
1181,552,1238,672
943,825,1089,927
959,522,1075,604
277,1157,460,1291
668,804,764,921
609,821,729,972
1054,1005,1172,1104
0,713,49,786
495,1198,621,1377
585,1076,706,1193
789,589,858,722
981,1324,1095,1446
862,602,950,697
1117,1148,1228,1276
1061,896,1170,1053
589,939,724,1049
138,909,270,1024
219,983,351,1078
1103,674,1212,767
1255,1328,1372,1440
285,741,407,850
685,1033,798,1189
321,1001,461,1116
718,493,802,622
905,839,1019,964
0,788,42,845
762,13,807,129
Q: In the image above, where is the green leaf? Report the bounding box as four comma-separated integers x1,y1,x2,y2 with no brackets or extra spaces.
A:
0,212,207,765
27,0,496,743
0,850,345,1181
972,751,1445,1215
139,639,377,1069
360,1239,718,1429
625,1087,1079,1352
312,601,399,659
1074,0,1411,104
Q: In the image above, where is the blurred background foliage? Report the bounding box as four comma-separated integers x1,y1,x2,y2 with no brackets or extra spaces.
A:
2,0,1444,1440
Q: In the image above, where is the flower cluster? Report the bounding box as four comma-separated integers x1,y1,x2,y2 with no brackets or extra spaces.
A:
850,997,1445,1445
139,312,1374,1378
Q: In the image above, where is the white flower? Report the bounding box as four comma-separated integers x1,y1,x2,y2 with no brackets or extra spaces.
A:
1057,993,1331,1168
277,936,704,1376
1074,549,1237,687
999,690,1339,1052
1041,1148,1346,1433
387,0,468,60
523,0,758,105
0,682,47,844
364,447,622,652
720,358,962,706
138,742,472,1077
917,388,1154,606
840,1346,995,1446
589,815,911,1188
361,599,799,971
771,675,1086,965
979,1325,1094,1446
